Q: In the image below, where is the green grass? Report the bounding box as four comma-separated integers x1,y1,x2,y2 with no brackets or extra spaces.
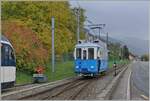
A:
16,60,129,84
16,61,75,84
108,61,114,68
16,71,32,84
45,61,75,82
108,59,129,68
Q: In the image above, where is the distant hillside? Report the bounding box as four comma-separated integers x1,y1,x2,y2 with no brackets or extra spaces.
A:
118,37,149,56
87,31,149,56
100,36,125,45
101,36,149,56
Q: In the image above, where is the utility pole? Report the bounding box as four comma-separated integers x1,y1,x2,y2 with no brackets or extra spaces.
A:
77,7,80,42
106,32,108,48
99,27,101,40
88,24,105,40
51,17,55,80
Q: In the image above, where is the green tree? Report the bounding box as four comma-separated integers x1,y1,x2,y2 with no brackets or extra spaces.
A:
141,54,149,61
122,45,129,59
108,42,122,61
2,1,86,72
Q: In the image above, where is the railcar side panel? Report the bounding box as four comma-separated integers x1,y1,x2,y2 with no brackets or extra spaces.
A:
1,35,16,89
3,66,16,82
99,59,108,72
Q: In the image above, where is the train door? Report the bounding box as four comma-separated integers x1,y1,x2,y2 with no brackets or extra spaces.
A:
1,43,4,83
4,44,10,83
2,44,16,83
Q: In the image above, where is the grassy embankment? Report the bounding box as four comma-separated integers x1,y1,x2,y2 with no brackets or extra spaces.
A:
16,60,129,84
16,61,75,84
108,59,129,68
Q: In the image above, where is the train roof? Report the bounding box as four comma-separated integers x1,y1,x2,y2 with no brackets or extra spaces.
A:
75,42,107,49
1,35,12,46
76,42,100,47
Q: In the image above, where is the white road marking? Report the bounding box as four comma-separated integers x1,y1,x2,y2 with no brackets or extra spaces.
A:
127,69,132,100
140,94,149,100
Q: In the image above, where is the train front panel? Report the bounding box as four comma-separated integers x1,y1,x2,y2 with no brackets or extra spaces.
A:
75,59,98,74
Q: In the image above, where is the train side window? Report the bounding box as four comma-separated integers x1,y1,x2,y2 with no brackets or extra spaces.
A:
11,51,15,60
76,48,81,59
88,48,94,59
98,48,102,59
8,46,15,66
4,45,9,65
9,47,15,60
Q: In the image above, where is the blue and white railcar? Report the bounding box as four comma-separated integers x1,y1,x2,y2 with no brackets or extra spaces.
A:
74,40,108,76
1,35,16,89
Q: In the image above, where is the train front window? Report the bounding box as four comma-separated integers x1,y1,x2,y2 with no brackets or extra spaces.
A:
83,50,87,60
76,48,81,59
88,48,94,59
1,43,15,66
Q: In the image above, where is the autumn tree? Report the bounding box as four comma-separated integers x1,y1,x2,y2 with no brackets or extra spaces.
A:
1,1,86,73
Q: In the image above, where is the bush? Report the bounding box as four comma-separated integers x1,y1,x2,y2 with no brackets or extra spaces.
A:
141,54,149,61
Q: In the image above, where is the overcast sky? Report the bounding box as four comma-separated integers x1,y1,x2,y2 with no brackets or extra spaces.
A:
69,0,149,40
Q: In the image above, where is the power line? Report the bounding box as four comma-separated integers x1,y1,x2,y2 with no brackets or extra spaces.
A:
76,0,80,8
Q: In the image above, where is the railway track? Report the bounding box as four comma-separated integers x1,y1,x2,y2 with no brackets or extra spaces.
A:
45,80,86,99
2,83,39,94
19,63,127,100
67,81,91,100
1,77,78,100
42,79,91,100
2,63,127,100
18,77,92,100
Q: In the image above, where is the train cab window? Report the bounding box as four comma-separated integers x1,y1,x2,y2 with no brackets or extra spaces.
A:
1,44,8,66
1,43,15,66
76,48,81,59
83,50,87,60
88,48,94,59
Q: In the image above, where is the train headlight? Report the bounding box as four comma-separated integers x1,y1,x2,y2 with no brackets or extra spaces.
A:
76,66,79,69
90,66,94,69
